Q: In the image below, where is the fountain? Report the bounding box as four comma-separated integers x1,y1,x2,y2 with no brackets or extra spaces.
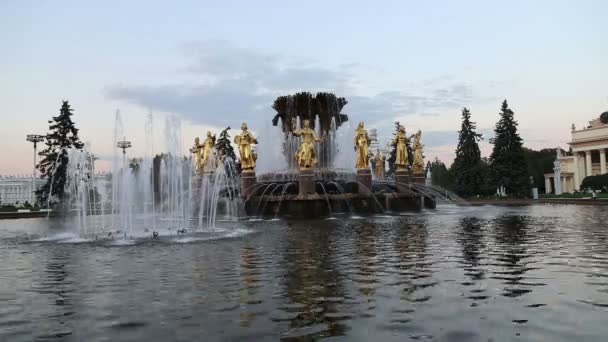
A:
244,92,436,218
60,93,436,239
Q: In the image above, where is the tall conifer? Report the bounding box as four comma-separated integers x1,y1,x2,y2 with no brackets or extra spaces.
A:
37,101,84,204
451,108,485,197
489,100,529,197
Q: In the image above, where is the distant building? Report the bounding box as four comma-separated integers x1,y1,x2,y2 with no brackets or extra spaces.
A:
0,172,111,206
544,111,608,193
0,176,45,205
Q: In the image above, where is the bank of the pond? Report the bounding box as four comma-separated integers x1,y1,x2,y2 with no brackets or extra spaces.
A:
464,198,608,206
0,210,56,219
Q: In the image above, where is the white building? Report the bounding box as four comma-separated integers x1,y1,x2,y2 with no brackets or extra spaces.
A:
0,175,45,205
545,111,608,193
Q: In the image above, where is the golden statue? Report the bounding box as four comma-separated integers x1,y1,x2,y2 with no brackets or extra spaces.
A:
234,123,258,171
374,148,386,178
354,122,372,170
393,125,409,171
412,130,424,174
200,131,217,172
190,137,203,173
293,119,323,170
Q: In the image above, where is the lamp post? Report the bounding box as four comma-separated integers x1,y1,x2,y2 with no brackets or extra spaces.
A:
116,138,132,170
26,134,45,204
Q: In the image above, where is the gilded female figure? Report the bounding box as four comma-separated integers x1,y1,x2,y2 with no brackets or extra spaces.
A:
374,148,386,178
293,119,322,170
412,130,424,174
354,122,371,170
200,131,216,172
190,137,203,173
234,123,258,171
393,125,409,171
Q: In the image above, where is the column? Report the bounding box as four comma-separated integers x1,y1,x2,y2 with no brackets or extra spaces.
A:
585,150,592,177
600,149,607,175
573,153,580,191
545,177,552,194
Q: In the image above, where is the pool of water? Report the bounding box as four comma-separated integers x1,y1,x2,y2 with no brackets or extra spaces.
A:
1,204,607,341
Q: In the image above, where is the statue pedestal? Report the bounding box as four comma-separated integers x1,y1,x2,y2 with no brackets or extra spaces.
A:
241,170,256,198
299,169,316,195
356,169,372,194
395,169,411,193
412,173,425,185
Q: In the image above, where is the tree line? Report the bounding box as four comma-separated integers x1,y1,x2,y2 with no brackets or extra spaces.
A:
423,100,558,198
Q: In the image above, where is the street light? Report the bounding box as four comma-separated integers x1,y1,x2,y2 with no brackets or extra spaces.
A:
116,138,132,169
26,134,45,204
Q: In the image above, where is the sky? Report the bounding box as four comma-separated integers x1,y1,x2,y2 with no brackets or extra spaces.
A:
1,0,607,175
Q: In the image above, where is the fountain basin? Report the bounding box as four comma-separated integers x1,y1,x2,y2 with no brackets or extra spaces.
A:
245,192,435,218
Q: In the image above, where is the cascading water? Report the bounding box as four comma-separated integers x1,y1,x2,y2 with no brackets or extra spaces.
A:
63,111,244,240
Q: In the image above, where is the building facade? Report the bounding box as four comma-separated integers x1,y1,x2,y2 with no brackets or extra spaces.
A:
545,111,608,193
0,176,45,205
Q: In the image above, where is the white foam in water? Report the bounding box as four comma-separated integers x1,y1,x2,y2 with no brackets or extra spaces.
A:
109,239,137,246
33,232,79,242
58,237,93,244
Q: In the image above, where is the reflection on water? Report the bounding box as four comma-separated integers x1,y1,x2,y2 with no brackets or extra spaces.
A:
1,205,608,341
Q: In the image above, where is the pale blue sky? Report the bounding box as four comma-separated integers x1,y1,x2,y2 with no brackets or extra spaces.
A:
1,0,607,173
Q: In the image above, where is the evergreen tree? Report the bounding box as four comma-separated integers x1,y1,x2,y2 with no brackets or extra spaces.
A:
215,126,240,176
489,100,529,197
429,158,455,190
216,127,237,161
451,108,486,197
386,121,400,177
37,101,84,205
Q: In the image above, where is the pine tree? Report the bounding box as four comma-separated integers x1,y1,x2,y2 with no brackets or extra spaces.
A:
451,108,486,197
216,127,237,161
37,101,84,205
489,100,529,197
430,158,455,190
386,121,400,177
215,126,240,176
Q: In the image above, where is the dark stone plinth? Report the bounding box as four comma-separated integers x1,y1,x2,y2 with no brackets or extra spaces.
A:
299,169,316,195
241,170,256,198
423,195,437,209
244,192,428,218
356,169,372,194
395,169,411,193
383,193,423,211
412,173,425,185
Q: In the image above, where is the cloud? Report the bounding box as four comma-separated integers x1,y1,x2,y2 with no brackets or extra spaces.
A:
105,40,475,130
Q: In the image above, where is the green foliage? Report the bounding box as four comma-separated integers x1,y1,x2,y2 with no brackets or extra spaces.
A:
216,126,241,176
429,158,455,190
489,100,530,198
36,101,84,205
523,148,562,192
216,127,237,161
451,108,488,197
580,173,608,192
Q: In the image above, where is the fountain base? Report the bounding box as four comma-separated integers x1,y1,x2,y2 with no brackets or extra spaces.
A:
395,170,411,192
245,192,431,218
356,169,372,194
412,173,425,185
299,169,316,195
241,170,256,198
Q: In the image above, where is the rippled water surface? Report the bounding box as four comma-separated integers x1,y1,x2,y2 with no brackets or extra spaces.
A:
1,204,608,341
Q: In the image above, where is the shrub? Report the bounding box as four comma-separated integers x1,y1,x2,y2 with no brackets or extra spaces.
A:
580,173,608,192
